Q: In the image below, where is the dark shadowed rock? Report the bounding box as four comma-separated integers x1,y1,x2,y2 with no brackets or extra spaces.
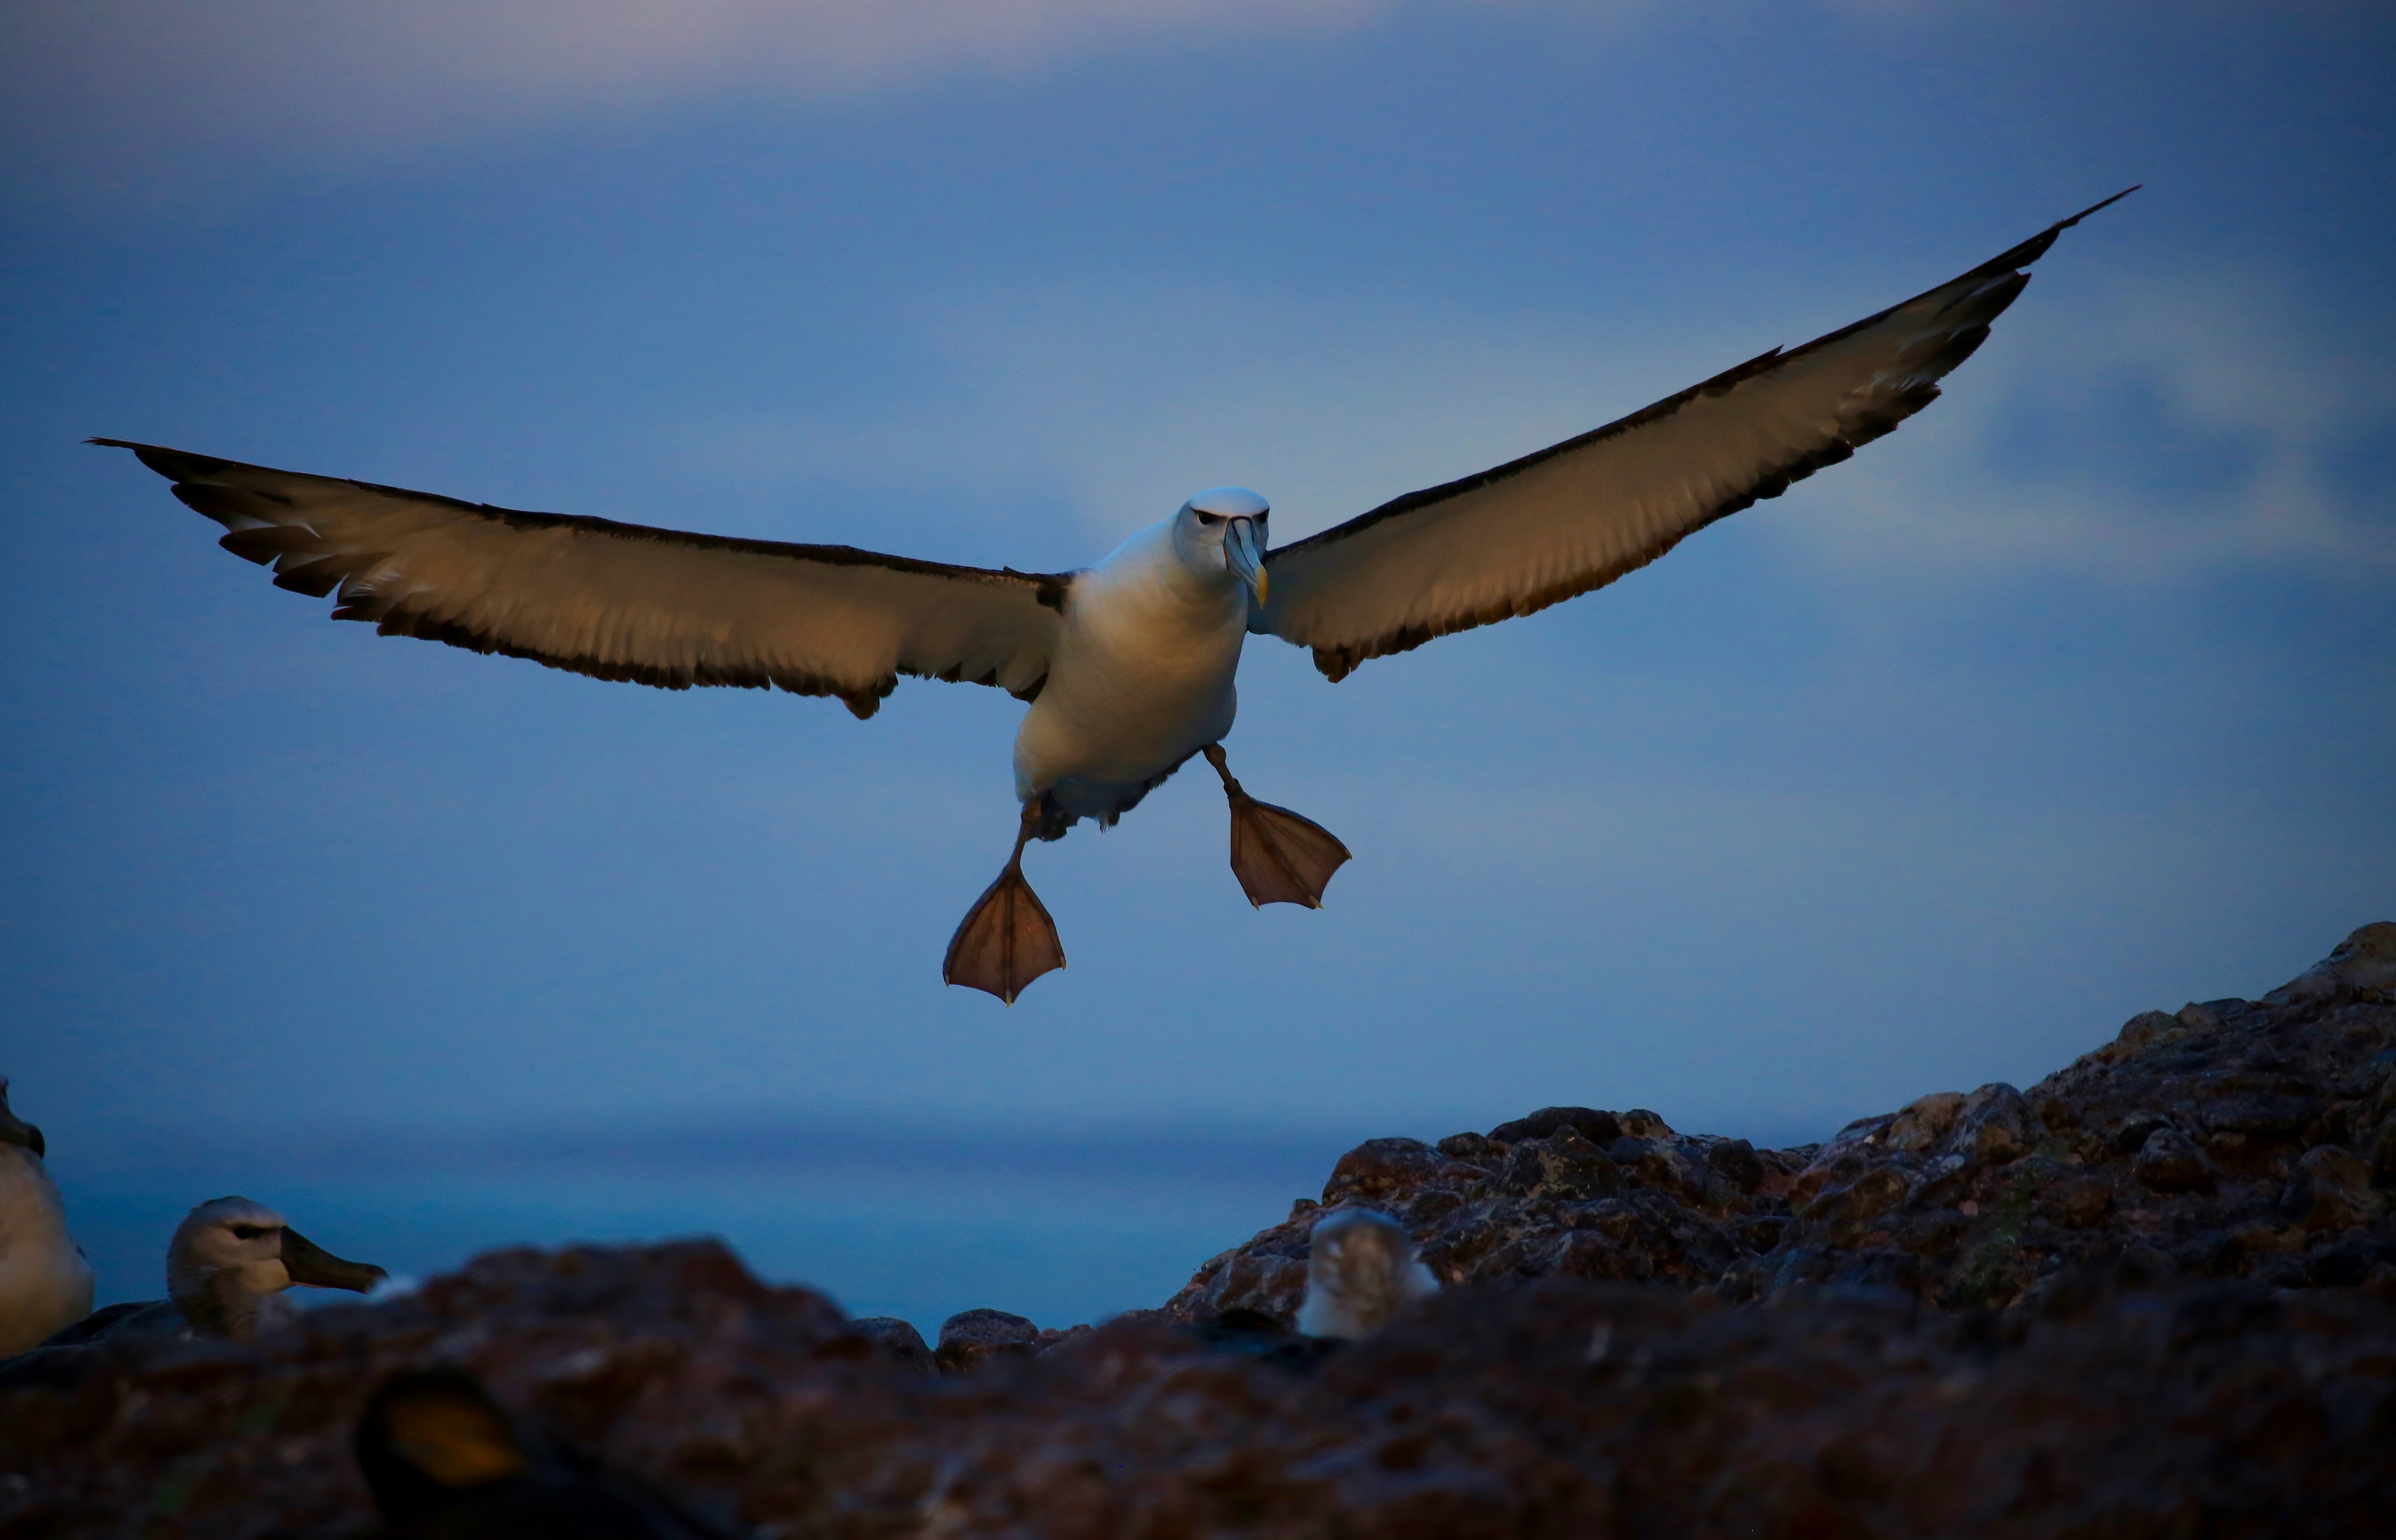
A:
1951,1081,2034,1164
1486,1105,1623,1145
2134,1126,2217,1193
933,1308,1041,1374
2284,1145,2382,1232
1320,1136,1481,1204
848,1316,935,1372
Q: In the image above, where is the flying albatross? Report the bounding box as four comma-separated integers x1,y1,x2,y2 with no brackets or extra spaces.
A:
94,191,2133,1004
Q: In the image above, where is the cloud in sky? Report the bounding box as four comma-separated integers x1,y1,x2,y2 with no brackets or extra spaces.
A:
4,0,1390,179
1801,264,2396,586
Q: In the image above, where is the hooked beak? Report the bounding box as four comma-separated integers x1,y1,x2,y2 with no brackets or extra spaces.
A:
279,1227,389,1293
1225,517,1268,606
0,1081,42,1159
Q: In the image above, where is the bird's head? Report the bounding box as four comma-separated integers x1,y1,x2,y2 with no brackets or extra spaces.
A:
1295,1206,1439,1340
169,1195,388,1334
1175,486,1271,604
0,1078,46,1160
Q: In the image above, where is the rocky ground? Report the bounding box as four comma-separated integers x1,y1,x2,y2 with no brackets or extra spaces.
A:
4,924,2393,1538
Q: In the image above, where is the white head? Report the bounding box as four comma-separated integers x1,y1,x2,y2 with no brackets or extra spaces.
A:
167,1195,387,1340
1172,486,1271,605
1295,1207,1440,1341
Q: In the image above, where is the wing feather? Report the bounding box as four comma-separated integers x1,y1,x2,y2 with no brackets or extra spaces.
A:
99,442,1069,718
1256,191,2134,680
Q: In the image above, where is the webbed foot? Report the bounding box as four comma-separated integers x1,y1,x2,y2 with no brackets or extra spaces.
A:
1204,744,1351,909
943,799,1067,1004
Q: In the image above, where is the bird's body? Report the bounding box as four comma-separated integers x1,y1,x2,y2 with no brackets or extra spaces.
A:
1014,512,1248,826
92,192,2135,1002
1,1195,384,1383
0,1140,95,1358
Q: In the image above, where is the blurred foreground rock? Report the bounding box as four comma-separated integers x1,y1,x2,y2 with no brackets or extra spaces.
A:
4,924,2393,1538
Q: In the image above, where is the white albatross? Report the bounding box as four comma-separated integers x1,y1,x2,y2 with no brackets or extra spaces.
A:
1297,1208,1440,1341
0,1079,94,1357
95,191,2133,1003
16,1196,387,1356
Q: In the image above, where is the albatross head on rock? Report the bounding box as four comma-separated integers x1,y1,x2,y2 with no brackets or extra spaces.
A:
1297,1207,1439,1340
167,1195,387,1340
1175,486,1270,605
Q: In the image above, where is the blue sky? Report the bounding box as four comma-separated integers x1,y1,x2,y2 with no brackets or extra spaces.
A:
4,1,2391,1331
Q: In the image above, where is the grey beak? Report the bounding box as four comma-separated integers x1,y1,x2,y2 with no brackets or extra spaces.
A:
279,1228,389,1293
0,1080,43,1159
1225,517,1268,605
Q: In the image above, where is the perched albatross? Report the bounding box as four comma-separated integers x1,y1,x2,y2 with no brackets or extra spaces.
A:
24,1196,386,1352
95,191,2132,1003
0,1079,94,1357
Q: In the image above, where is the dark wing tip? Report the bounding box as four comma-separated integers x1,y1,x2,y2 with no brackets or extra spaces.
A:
89,438,235,482
1961,185,2141,284
2061,184,2143,228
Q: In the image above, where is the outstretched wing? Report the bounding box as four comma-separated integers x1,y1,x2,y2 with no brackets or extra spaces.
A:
96,441,1070,718
1255,190,2135,681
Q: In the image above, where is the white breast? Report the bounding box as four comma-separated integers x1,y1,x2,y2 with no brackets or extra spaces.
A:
1012,519,1247,820
0,1148,96,1356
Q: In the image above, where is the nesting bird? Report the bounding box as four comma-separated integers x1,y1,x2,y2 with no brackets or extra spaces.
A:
1296,1207,1440,1341
0,1079,94,1357
95,192,2131,1002
20,1195,385,1357
355,1368,741,1538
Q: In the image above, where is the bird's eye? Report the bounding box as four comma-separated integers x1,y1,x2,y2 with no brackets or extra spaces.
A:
1195,512,1224,527
231,1224,266,1240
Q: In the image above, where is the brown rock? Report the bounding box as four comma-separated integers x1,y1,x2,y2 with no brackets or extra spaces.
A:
2133,1127,2216,1193
1952,1083,2035,1165
1323,1137,1480,1204
1798,1168,1910,1244
1435,1132,1506,1166
1883,1092,1965,1152
2369,1113,2396,1190
935,1308,1041,1374
1485,1106,1623,1146
2117,1009,2178,1047
1497,1127,1623,1201
2263,920,2396,1004
2039,1176,2114,1229
849,1316,935,1372
2284,1145,2383,1232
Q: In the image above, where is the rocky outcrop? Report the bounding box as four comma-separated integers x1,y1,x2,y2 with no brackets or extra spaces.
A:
3,924,2392,1538
1168,922,2396,1324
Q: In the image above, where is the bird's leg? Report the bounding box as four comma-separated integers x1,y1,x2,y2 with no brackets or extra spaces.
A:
942,796,1067,1005
1202,744,1351,909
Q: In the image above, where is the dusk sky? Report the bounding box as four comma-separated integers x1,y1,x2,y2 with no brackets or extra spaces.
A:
5,1,2390,1332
